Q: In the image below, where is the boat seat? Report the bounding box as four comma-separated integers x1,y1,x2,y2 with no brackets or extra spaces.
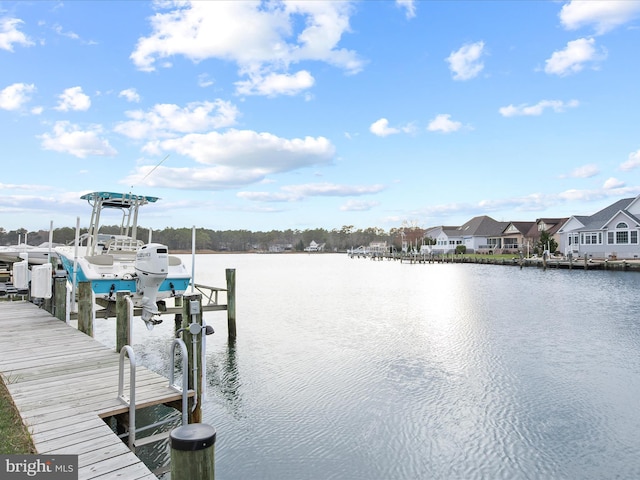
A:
168,256,182,266
85,254,114,266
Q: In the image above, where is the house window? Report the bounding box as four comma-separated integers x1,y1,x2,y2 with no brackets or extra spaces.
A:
608,222,636,244
569,233,579,246
583,233,598,244
617,231,629,244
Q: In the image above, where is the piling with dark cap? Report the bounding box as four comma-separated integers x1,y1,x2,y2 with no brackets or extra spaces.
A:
170,423,216,479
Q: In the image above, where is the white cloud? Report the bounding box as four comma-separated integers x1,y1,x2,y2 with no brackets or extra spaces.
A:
340,199,380,211
620,149,640,171
603,177,625,189
569,164,599,178
235,70,315,97
446,41,485,81
125,129,337,190
0,83,36,110
370,118,399,137
55,86,91,111
396,0,416,19
427,114,462,133
238,183,384,202
119,88,141,103
369,118,415,137
0,17,33,51
124,165,267,190
53,24,80,41
284,183,384,197
560,0,640,35
130,1,363,97
197,74,214,88
155,129,335,170
114,100,239,140
39,121,117,158
544,37,607,76
407,183,640,222
499,99,580,117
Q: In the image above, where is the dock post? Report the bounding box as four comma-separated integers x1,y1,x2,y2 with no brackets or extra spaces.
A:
170,423,216,480
77,281,93,337
181,294,204,423
53,276,67,322
226,269,236,340
116,292,132,353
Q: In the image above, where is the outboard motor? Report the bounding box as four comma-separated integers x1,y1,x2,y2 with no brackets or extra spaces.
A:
135,243,169,329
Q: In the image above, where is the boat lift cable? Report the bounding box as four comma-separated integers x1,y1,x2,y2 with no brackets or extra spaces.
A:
132,154,170,189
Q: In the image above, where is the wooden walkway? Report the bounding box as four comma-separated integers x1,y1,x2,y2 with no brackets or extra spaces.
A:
0,301,187,480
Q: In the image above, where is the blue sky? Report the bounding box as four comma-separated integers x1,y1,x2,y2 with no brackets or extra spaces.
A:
2,0,640,233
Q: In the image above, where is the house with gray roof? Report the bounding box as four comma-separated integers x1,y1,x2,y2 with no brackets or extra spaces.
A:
558,196,640,259
427,216,508,254
501,221,536,255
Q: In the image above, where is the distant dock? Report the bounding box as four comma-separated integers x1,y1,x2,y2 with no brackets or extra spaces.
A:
348,251,640,271
0,302,191,479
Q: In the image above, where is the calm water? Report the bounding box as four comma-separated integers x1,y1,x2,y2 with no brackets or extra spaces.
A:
94,254,640,480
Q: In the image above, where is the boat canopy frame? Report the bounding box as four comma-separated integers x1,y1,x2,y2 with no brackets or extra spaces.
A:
81,192,159,256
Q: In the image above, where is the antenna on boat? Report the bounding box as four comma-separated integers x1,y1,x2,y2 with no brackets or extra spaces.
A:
131,154,170,189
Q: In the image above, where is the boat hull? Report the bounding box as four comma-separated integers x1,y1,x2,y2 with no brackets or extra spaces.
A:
56,248,190,304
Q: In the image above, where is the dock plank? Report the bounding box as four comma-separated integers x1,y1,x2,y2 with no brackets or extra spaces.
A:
0,301,188,480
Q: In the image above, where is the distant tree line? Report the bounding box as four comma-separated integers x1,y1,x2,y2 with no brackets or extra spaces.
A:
0,224,431,253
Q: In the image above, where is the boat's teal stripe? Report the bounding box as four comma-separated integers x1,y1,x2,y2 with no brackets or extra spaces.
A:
58,256,189,294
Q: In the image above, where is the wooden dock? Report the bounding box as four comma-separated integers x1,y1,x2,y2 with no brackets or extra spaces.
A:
0,301,188,480
349,252,640,271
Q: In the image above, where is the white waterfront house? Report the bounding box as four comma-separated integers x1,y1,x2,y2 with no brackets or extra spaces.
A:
427,216,508,254
304,240,325,252
558,196,640,260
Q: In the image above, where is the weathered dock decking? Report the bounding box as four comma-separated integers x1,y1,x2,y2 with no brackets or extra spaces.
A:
0,301,187,480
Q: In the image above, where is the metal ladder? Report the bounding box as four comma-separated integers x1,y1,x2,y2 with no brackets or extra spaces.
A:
117,339,190,451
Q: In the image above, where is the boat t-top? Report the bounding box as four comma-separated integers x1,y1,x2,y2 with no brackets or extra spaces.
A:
55,192,191,328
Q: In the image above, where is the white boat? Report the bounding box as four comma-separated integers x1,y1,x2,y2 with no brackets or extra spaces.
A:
0,242,61,266
55,192,191,328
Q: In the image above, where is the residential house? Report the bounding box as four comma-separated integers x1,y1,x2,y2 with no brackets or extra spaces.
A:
369,241,388,254
499,219,568,256
425,225,464,254
558,196,640,259
501,222,535,255
526,218,568,254
427,216,508,254
268,243,293,253
304,240,326,252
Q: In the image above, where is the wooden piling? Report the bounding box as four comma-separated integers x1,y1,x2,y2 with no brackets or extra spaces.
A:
53,276,67,321
77,281,93,336
226,269,236,340
181,293,204,423
170,423,216,480
116,291,132,353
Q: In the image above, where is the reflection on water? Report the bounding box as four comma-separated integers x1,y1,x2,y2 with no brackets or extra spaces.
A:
207,340,243,419
94,255,640,480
